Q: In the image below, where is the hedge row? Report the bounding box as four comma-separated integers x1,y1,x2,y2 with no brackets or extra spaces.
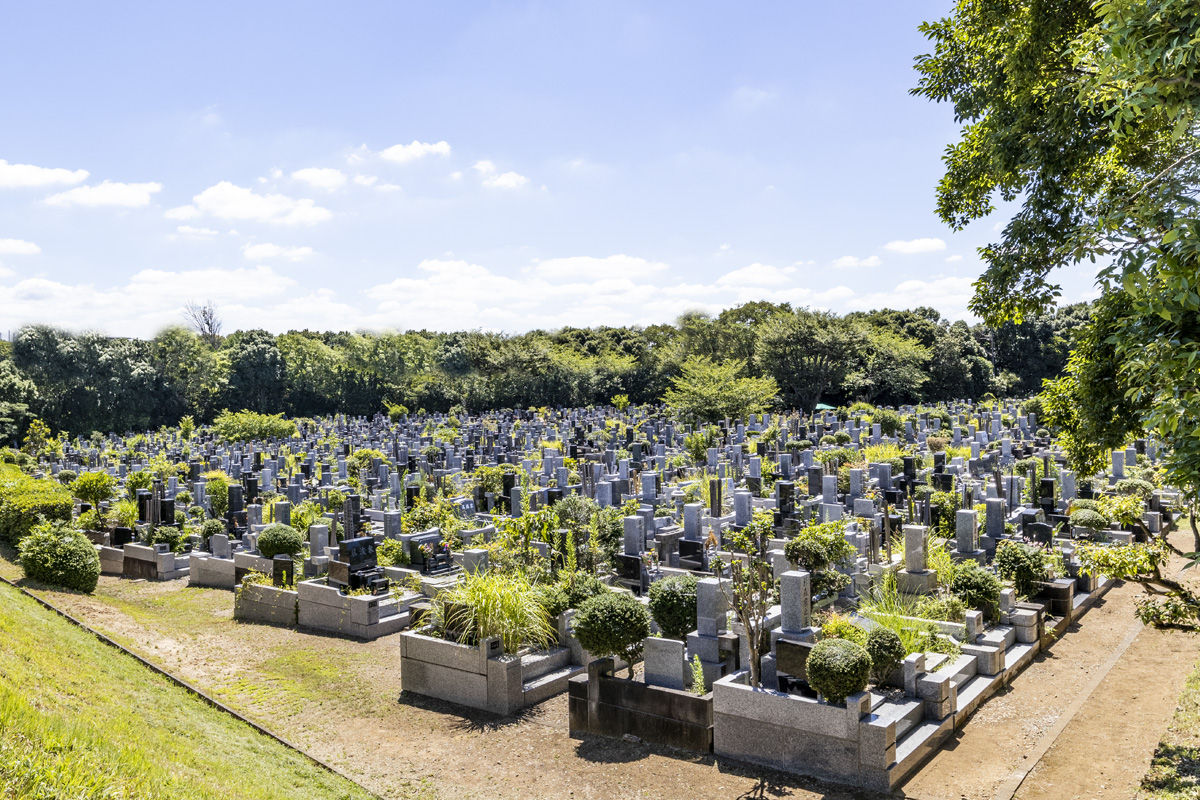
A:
0,464,74,544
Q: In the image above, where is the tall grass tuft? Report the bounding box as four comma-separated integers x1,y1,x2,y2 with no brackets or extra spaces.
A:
429,570,557,654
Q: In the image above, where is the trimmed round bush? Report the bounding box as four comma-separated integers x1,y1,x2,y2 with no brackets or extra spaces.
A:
1036,428,1050,438
819,435,836,446
872,408,903,437
18,522,101,593
256,523,303,558
1069,499,1102,514
833,430,851,445
864,627,906,684
949,561,1002,620
807,638,871,704
797,439,813,450
572,592,651,674
56,469,77,485
1070,508,1109,533
647,573,699,640
1114,478,1154,499
199,519,225,542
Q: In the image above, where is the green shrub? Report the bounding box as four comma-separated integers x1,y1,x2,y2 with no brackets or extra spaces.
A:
1070,508,1109,533
819,612,867,646
647,573,699,640
107,499,138,531
915,594,966,623
256,523,303,559
199,519,225,542
377,538,410,567
864,626,906,684
807,638,871,704
796,439,813,449
994,540,1049,597
833,430,852,445
1114,478,1154,500
76,509,104,532
212,410,297,443
18,522,101,593
0,465,73,544
819,435,836,446
1069,498,1102,515
873,409,903,437
125,470,152,500
783,519,855,598
572,592,651,674
148,526,186,553
174,489,193,506
55,469,77,485
539,571,608,618
948,561,1002,620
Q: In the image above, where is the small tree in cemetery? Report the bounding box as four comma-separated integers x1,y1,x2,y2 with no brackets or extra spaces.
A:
714,515,776,688
71,471,115,509
572,592,651,677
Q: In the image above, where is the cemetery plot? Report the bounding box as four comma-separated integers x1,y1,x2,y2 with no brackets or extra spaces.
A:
0,401,1182,792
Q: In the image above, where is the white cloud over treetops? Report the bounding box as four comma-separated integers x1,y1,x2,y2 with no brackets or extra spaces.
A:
0,253,979,338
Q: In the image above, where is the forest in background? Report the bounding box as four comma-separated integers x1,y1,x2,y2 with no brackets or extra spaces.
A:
0,300,1089,439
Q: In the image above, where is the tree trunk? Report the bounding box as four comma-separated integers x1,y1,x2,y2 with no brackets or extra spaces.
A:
1191,502,1200,553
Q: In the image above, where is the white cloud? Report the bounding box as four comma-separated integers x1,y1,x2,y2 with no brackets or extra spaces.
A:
0,266,297,337
242,242,314,261
376,183,402,192
715,263,796,286
380,140,451,164
529,255,670,282
176,225,219,236
450,171,463,180
945,254,963,263
883,237,947,254
353,174,378,187
473,160,529,189
832,255,882,269
846,276,975,320
0,239,41,255
0,159,88,188
292,167,346,191
45,180,162,208
165,182,332,225
0,263,13,278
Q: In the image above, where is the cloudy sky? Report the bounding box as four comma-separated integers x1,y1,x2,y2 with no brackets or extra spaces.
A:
0,1,1101,338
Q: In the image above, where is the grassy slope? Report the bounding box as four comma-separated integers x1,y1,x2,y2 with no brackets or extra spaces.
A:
0,581,374,800
1141,655,1200,798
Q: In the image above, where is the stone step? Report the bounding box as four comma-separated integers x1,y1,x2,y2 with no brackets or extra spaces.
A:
522,646,572,682
522,664,585,706
954,673,998,719
893,717,955,785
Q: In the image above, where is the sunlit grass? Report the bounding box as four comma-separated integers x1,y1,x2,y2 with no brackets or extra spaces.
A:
0,581,374,800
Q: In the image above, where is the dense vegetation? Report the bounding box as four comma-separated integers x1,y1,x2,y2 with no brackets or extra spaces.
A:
0,302,1088,439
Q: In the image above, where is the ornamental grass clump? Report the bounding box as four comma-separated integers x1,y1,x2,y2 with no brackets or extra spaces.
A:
807,638,871,704
433,570,556,654
18,522,101,593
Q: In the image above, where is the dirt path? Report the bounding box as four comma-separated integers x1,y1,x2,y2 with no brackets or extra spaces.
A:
902,527,1200,800
4,539,1196,800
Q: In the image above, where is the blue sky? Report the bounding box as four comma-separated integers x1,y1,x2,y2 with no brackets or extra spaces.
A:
0,1,1100,338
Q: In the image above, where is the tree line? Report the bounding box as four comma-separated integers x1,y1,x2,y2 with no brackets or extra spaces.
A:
0,300,1089,439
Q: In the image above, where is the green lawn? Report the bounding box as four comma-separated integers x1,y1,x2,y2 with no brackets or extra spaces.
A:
0,581,375,800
